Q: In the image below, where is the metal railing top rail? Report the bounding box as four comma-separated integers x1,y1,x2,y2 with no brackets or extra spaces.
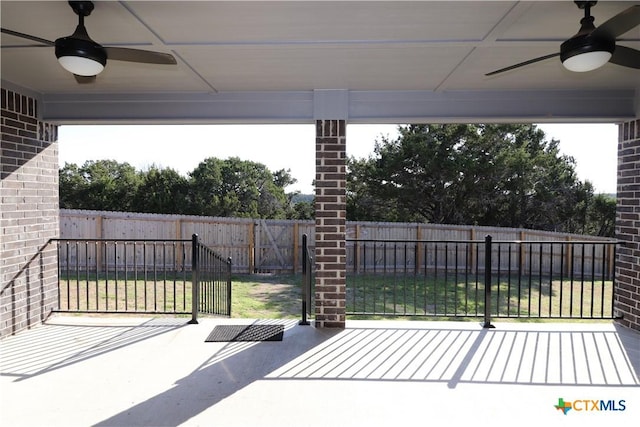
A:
348,238,620,244
197,242,233,265
53,238,192,243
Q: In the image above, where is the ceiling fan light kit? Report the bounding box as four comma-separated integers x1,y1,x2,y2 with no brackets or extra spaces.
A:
560,37,614,72
55,37,107,76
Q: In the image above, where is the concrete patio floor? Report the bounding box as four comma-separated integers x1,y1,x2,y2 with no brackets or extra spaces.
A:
1,315,638,427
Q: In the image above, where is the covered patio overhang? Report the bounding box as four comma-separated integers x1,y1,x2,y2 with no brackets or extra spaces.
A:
1,1,639,334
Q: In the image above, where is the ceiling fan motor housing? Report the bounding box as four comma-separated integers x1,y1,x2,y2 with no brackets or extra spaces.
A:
55,36,107,75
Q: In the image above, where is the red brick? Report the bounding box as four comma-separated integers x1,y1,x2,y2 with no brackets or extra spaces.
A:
616,119,640,332
315,119,347,329
1,88,59,338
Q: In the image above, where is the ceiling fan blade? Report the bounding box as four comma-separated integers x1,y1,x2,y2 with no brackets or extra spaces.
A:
592,5,640,40
485,52,560,76
104,46,177,65
1,28,55,46
609,45,640,69
74,74,96,84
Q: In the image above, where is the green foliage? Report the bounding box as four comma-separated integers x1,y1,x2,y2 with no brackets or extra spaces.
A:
347,124,614,236
584,193,616,237
133,166,190,214
288,200,315,220
60,157,306,219
188,157,291,218
59,160,142,211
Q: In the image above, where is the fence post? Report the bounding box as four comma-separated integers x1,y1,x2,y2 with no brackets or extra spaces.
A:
300,234,310,325
189,233,199,324
483,235,495,328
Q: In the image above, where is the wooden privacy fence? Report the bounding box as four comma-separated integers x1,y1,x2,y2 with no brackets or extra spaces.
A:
60,209,615,275
60,210,314,273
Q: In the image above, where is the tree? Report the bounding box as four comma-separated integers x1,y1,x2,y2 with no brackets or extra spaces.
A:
59,158,303,219
59,162,85,209
347,124,599,233
584,193,616,237
59,160,142,211
187,157,291,218
132,166,190,214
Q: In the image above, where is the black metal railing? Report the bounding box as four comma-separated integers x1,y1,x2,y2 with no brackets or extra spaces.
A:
346,235,618,325
54,235,232,319
190,234,232,323
55,238,192,314
300,233,314,325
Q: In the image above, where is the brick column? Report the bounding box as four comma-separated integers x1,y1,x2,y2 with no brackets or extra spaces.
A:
615,118,640,332
315,120,346,328
1,88,59,337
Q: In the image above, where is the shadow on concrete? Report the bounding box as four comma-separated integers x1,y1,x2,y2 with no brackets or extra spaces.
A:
266,325,639,387
0,317,186,381
94,320,339,427
93,322,639,427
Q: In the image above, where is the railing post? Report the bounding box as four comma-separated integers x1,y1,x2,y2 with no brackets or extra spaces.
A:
227,257,233,317
189,233,199,324
300,234,310,325
483,235,495,328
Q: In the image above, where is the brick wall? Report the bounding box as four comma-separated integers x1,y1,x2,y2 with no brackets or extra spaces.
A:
615,118,640,332
314,120,346,328
1,88,59,338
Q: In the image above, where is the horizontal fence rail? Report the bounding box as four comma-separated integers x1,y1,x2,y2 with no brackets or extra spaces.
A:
346,237,618,322
55,238,193,314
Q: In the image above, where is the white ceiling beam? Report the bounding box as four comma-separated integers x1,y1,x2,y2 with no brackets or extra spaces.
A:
39,88,637,125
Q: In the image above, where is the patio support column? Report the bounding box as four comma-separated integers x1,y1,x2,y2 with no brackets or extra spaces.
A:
615,118,640,332
315,119,346,328
1,87,60,337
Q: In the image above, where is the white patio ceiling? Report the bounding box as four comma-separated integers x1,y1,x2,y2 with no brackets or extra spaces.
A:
1,1,638,124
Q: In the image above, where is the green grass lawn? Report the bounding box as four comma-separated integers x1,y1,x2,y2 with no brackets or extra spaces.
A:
58,271,613,321
231,274,302,319
58,275,192,313
346,272,614,319
58,273,303,318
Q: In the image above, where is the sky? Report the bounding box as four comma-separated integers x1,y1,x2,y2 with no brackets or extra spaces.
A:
58,123,619,195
